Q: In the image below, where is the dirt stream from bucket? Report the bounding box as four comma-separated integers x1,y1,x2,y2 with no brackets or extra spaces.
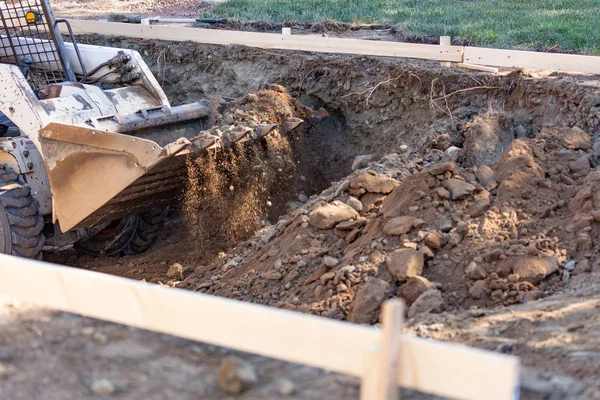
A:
16,38,600,399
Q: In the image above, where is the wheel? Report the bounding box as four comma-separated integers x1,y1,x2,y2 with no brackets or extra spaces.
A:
74,208,167,257
0,166,45,259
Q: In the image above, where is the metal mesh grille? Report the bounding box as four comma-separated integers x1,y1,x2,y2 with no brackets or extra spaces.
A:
0,0,66,90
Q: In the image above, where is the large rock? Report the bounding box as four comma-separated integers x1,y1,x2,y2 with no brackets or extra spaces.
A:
386,249,424,281
569,155,590,174
443,178,476,200
218,356,258,394
309,201,359,229
555,127,592,150
383,216,424,236
426,160,456,176
475,165,497,190
512,256,559,284
407,289,444,318
468,189,491,218
352,154,373,171
399,276,435,305
348,278,391,324
349,173,399,194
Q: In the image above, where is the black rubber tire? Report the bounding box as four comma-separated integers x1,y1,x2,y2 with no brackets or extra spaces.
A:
74,208,167,257
0,166,45,259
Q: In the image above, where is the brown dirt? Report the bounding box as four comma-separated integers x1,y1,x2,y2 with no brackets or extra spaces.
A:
33,36,600,399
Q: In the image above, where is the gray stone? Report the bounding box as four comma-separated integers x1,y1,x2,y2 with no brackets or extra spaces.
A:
443,178,476,200
91,379,116,396
346,196,364,212
569,155,590,174
444,146,462,161
277,378,297,396
564,260,576,271
469,280,486,299
352,154,373,171
323,256,340,268
408,289,444,318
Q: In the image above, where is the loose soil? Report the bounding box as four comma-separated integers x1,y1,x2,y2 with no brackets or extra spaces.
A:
17,35,600,399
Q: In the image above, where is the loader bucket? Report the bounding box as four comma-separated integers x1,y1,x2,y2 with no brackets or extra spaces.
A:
38,122,193,232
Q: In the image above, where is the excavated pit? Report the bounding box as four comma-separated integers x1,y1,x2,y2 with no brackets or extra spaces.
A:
45,36,600,314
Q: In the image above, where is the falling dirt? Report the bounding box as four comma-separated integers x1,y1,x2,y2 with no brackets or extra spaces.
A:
34,35,600,399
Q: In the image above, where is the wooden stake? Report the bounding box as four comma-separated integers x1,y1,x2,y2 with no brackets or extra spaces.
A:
440,36,452,67
360,299,405,400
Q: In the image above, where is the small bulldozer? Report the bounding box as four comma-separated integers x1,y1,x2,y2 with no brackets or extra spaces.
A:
0,1,306,259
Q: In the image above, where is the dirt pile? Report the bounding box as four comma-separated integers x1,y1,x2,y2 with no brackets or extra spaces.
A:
178,123,600,323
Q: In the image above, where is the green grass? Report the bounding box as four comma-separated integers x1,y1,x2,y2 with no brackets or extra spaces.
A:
205,0,600,54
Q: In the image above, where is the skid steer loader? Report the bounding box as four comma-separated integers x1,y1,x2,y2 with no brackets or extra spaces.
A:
0,1,311,259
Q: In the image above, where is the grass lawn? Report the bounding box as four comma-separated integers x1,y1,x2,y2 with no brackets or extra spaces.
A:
205,0,600,54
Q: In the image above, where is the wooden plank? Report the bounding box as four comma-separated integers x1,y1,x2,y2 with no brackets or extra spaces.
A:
61,20,464,62
0,254,519,399
464,46,600,74
398,336,520,400
457,63,499,73
0,254,378,378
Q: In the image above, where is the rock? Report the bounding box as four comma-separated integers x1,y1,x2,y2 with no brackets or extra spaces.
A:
349,173,399,194
443,178,476,200
399,276,435,305
576,233,592,251
346,196,363,212
569,155,590,174
298,193,308,203
260,270,283,280
557,127,592,150
407,289,443,318
319,271,335,285
383,216,425,236
521,289,544,303
438,214,454,233
309,201,359,229
247,93,259,102
277,378,297,396
465,262,487,280
323,256,340,268
444,146,462,161
91,379,116,395
515,124,527,138
360,193,387,213
572,260,591,275
512,256,559,284
352,154,373,171
436,187,451,200
564,260,576,271
348,278,391,324
166,263,184,280
475,165,497,190
469,280,486,299
218,356,258,395
425,231,445,249
336,218,367,230
426,160,456,176
386,249,424,281
468,189,491,218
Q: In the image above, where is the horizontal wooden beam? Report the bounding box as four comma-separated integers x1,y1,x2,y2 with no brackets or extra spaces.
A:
0,254,519,399
61,20,464,62
464,46,600,74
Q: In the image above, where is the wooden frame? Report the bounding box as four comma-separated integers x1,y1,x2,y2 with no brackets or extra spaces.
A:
59,20,600,75
0,254,519,400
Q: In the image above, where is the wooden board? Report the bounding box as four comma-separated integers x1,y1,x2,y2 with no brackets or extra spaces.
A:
0,255,519,400
464,46,600,74
61,20,464,62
